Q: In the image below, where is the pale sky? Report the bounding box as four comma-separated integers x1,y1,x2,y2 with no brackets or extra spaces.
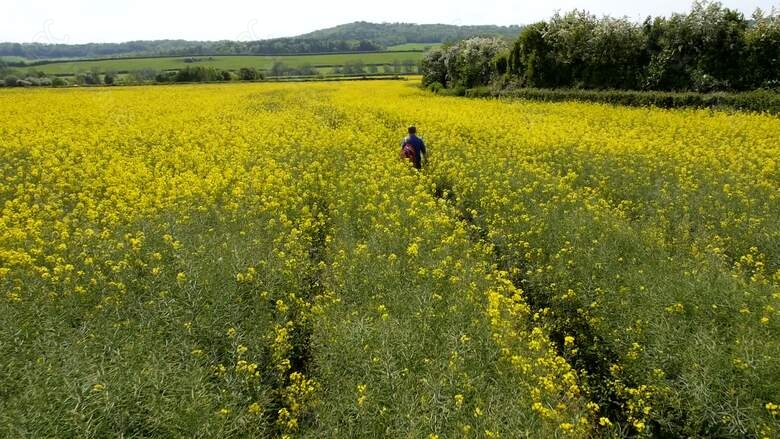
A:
3,0,778,44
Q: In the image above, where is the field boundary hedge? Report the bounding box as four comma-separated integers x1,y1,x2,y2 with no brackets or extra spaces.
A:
462,86,780,115
6,50,427,67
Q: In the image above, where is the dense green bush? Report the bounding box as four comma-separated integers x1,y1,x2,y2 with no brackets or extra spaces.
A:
426,81,444,94
440,85,467,97
129,69,159,83
76,71,102,85
426,2,779,95
508,12,647,89
421,37,509,88
505,3,779,92
175,66,221,82
339,61,365,75
238,67,262,81
155,71,177,83
2,73,61,87
427,3,780,115
270,62,319,77
3,75,19,87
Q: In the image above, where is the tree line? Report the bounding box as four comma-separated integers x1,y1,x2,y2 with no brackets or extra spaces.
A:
1,66,264,87
0,39,385,61
299,21,522,46
423,2,779,93
0,59,418,87
0,22,522,61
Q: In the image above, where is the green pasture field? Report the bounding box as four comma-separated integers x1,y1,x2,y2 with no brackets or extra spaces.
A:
23,52,425,76
386,43,442,51
0,56,28,64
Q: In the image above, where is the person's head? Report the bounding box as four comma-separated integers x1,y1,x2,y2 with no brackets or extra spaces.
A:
408,125,417,135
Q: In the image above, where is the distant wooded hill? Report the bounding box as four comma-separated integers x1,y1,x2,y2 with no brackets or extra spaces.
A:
298,21,523,45
0,22,523,60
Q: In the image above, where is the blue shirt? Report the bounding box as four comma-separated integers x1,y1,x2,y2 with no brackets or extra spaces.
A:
401,135,426,167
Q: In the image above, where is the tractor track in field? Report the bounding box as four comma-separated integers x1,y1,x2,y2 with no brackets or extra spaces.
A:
429,174,635,435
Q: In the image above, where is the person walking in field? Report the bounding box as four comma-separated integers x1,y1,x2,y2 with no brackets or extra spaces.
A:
400,125,427,169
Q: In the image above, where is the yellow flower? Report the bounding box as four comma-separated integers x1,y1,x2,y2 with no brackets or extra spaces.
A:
5,76,779,438
454,394,464,408
248,402,262,414
665,303,684,314
560,422,574,431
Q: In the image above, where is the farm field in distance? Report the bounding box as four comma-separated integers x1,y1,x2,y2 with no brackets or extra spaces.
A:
0,81,778,438
16,51,426,76
385,42,442,51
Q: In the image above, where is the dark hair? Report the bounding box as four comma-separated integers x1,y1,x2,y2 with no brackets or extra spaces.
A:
408,125,417,134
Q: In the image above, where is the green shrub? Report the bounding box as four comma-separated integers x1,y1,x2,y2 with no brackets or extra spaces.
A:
128,69,158,83
175,66,222,83
4,75,19,87
155,71,177,83
465,86,492,98
421,37,509,89
426,81,444,94
238,67,261,81
491,88,780,114
439,85,467,97
76,71,102,85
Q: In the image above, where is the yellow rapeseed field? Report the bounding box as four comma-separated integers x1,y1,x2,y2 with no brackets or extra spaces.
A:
1,81,778,438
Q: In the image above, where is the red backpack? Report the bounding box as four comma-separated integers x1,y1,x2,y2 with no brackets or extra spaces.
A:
400,142,416,163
